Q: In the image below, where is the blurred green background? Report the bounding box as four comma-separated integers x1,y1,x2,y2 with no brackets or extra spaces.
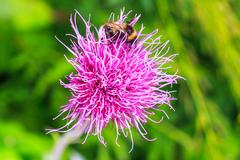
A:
0,0,240,159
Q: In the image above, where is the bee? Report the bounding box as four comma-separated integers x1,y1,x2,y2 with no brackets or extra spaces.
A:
103,20,137,44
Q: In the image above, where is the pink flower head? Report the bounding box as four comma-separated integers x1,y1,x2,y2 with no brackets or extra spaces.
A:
50,9,179,152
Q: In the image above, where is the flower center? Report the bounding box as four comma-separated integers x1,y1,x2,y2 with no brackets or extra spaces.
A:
92,70,123,97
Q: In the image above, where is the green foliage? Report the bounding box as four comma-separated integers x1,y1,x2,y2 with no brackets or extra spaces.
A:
0,0,239,159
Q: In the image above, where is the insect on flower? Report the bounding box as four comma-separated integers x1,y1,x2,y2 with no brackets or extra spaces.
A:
103,19,137,43
48,8,180,153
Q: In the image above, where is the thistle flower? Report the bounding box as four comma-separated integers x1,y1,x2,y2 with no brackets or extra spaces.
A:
50,9,179,152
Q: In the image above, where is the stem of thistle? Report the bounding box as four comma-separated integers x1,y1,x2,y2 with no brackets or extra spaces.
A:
50,121,89,160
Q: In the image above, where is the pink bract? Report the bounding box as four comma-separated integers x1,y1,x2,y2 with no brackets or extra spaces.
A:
50,9,179,152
